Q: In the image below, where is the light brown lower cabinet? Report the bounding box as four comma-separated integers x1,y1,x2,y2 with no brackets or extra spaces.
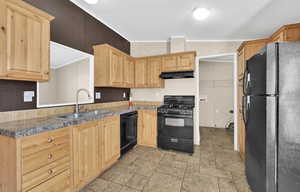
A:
0,115,121,192
138,110,157,147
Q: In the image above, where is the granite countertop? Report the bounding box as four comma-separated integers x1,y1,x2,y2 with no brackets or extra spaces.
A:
0,105,158,139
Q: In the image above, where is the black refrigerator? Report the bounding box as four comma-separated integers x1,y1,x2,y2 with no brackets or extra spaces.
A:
243,42,300,192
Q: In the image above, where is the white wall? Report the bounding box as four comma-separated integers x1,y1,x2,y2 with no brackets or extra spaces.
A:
198,61,233,128
130,41,241,145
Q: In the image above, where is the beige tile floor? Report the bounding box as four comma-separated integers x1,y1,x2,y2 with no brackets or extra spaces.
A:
81,127,251,192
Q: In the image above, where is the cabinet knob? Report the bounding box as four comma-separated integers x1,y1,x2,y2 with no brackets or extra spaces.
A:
1,26,5,32
47,137,53,143
48,169,53,174
44,71,49,75
48,154,53,159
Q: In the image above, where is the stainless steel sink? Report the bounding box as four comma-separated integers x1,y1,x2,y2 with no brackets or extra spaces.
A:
58,113,86,119
58,109,111,120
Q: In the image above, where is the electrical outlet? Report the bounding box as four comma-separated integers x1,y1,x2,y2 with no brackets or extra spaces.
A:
123,92,126,98
95,92,101,99
24,91,35,102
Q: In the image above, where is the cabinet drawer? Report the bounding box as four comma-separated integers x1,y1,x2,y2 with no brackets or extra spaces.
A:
22,143,70,174
21,128,70,157
22,156,70,191
26,170,72,192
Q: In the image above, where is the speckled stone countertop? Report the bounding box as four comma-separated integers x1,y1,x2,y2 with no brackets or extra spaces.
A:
0,105,158,138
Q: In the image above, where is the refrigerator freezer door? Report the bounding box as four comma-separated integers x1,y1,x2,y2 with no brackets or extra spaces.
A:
266,43,278,95
277,42,300,192
245,48,267,96
246,95,266,192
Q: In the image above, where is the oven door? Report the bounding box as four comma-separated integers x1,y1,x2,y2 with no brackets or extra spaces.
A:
158,113,193,139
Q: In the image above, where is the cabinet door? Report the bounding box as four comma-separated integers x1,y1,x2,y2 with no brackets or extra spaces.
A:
1,1,51,81
103,116,120,169
138,110,157,147
162,55,177,72
238,49,245,80
73,121,99,190
135,58,148,88
123,56,135,88
177,53,195,71
147,57,164,88
110,49,124,87
244,42,267,61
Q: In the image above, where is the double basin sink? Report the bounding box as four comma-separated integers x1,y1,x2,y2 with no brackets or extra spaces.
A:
58,109,111,120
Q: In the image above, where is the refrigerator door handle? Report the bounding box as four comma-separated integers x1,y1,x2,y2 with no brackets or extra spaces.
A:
242,96,250,126
243,68,250,95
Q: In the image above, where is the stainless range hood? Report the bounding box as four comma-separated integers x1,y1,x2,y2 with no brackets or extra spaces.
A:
159,71,194,79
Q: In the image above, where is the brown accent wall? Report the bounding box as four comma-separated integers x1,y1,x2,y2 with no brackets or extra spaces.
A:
94,88,130,103
2,0,131,112
23,0,130,54
0,80,37,112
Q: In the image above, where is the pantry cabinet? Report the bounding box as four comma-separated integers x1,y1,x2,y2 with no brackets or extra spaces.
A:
138,110,157,147
0,0,54,81
270,23,300,42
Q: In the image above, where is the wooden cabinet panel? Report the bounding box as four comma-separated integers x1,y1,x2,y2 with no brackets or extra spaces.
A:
162,55,177,72
73,121,99,190
22,156,70,191
123,56,135,87
0,0,54,81
238,49,245,80
135,58,148,88
102,116,120,170
138,110,157,147
110,49,124,87
27,170,72,192
147,57,164,88
177,53,195,71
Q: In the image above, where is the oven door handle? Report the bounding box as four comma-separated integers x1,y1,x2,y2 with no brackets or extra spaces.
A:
160,114,193,119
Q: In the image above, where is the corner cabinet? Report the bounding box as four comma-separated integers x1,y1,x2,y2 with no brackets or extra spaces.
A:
0,0,54,81
138,110,157,147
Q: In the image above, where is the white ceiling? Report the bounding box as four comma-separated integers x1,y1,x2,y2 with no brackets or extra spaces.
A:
50,42,90,69
70,0,300,41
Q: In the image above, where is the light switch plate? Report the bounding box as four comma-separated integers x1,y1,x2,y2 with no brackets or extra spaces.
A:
24,91,35,102
95,92,101,99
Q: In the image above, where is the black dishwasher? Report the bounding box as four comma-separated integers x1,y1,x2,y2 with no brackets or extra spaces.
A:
120,111,137,155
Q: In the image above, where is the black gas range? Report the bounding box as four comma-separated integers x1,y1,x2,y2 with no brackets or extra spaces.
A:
157,96,195,154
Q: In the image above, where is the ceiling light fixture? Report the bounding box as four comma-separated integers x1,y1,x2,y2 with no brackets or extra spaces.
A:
84,0,99,4
193,8,210,20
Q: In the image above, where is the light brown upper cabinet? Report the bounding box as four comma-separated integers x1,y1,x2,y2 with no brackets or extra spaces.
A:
162,54,177,72
94,44,125,87
162,52,196,72
123,56,135,87
135,58,148,88
147,57,164,88
0,0,54,82
270,23,300,43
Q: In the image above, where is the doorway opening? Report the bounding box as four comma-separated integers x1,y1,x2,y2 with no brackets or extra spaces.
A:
195,53,238,151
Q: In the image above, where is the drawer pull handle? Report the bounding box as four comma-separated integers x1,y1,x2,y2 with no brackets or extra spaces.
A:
48,154,53,159
47,137,53,143
48,169,53,174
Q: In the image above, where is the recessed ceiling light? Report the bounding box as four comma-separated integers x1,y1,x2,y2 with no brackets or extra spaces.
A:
193,8,210,21
84,0,99,4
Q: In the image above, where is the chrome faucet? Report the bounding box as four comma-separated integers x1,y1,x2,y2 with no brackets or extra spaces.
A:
75,88,92,114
